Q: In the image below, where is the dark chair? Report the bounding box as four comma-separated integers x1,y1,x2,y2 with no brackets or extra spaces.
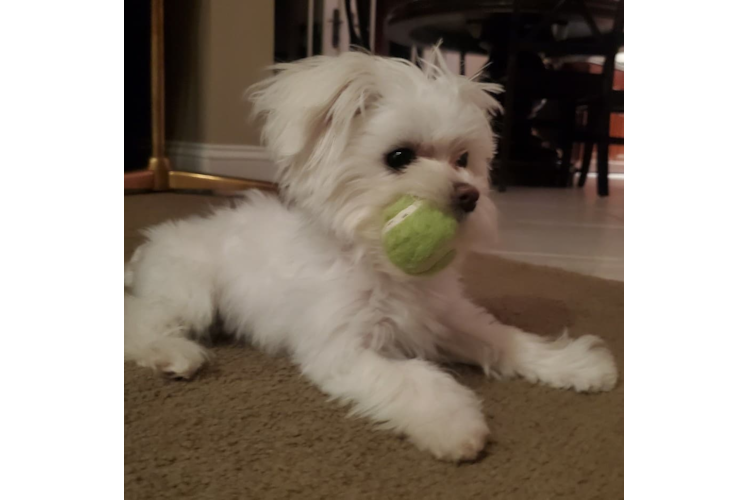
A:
575,87,623,192
527,60,624,195
497,0,624,196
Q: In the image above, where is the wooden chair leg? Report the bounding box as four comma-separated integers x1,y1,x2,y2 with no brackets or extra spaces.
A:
578,140,595,187
577,104,597,187
588,100,612,195
597,138,609,196
592,101,611,196
560,102,575,187
596,76,613,197
595,1,621,198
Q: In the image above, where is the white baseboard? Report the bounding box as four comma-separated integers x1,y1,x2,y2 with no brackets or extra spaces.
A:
167,141,275,183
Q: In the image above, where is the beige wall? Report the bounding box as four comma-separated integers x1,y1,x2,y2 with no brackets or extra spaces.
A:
165,0,274,146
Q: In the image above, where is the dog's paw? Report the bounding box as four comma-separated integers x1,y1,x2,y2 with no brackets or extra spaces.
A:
568,339,618,392
536,334,618,393
136,337,208,380
408,406,490,462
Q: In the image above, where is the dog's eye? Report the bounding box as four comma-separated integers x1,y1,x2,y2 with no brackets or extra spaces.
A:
385,148,416,171
456,152,469,168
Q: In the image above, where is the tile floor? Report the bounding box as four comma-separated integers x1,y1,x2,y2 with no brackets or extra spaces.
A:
486,179,748,281
487,177,624,281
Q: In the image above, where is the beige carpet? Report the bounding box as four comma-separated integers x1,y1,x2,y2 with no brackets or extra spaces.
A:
125,193,623,500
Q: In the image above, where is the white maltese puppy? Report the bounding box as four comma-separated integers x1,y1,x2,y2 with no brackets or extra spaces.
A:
125,49,617,461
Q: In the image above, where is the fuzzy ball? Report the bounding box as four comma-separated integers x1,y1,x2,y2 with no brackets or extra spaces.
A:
382,196,457,276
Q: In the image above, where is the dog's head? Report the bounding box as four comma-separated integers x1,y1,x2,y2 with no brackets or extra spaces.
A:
249,48,502,275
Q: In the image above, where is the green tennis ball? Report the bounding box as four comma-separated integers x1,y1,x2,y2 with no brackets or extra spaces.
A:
382,196,458,276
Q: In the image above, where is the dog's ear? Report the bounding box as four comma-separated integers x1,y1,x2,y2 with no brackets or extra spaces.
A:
248,53,379,171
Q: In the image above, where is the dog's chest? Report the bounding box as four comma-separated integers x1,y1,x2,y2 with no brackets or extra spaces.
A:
355,279,446,358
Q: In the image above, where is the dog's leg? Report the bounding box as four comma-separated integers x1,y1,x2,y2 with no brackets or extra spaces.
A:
436,295,618,392
124,295,209,379
294,343,489,461
124,242,212,380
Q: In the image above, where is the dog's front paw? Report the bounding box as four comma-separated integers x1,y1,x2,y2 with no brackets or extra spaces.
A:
533,334,618,393
567,335,618,392
408,405,490,462
135,337,208,380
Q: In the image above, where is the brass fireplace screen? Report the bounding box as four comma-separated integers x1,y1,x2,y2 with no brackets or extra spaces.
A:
124,0,274,193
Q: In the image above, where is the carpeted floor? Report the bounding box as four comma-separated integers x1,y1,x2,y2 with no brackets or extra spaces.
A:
125,193,623,500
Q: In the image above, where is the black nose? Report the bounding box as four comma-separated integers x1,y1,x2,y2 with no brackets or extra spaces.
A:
453,183,480,213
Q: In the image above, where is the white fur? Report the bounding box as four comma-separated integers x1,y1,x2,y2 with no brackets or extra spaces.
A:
124,49,617,461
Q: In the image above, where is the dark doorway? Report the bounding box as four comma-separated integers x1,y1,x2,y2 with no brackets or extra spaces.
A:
125,0,152,172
